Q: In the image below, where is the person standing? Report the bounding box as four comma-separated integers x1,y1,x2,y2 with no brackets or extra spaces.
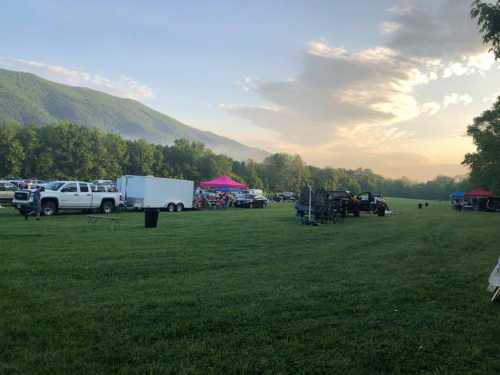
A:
33,186,43,220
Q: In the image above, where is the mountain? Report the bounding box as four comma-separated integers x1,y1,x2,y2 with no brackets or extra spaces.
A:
0,68,268,161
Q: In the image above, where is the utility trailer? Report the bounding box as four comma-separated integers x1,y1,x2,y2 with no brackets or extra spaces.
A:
117,175,194,211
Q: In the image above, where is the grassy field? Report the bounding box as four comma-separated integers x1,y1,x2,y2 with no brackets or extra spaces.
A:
1,198,500,374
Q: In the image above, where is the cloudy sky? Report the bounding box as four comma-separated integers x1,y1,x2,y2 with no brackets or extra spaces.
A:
1,0,497,180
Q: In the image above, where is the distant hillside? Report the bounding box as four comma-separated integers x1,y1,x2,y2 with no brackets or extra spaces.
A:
0,68,268,161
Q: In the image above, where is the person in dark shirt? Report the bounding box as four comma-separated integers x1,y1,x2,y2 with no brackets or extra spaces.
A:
33,186,42,220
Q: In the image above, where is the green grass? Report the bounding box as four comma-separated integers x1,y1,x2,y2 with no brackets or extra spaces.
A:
1,198,500,374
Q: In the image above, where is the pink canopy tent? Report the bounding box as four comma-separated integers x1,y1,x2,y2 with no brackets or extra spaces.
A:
200,175,247,190
465,188,493,199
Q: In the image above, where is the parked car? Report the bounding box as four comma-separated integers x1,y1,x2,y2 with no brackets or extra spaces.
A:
0,180,17,205
8,180,28,189
277,192,296,201
12,181,122,216
234,193,268,208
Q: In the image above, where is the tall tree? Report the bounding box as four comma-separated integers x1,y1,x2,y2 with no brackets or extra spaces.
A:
164,139,205,181
471,1,500,59
464,99,500,192
17,125,40,178
0,122,24,177
260,153,308,192
465,1,500,192
126,139,155,176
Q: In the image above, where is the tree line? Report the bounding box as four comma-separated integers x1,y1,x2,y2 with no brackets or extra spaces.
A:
0,121,470,200
462,1,500,195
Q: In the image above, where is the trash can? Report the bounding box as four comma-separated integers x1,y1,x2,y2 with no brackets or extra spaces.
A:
145,208,159,228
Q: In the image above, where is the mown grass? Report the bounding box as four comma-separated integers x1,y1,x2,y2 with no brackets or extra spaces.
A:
1,198,500,374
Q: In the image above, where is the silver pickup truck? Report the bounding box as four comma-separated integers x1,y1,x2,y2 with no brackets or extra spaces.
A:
12,181,122,216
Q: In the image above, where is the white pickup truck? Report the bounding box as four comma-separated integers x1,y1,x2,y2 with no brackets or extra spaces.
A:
12,181,122,216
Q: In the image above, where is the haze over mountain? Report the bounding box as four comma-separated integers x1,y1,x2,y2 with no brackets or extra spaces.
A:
0,68,268,161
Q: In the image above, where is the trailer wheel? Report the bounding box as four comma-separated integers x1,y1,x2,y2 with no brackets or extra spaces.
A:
167,203,175,212
176,203,184,212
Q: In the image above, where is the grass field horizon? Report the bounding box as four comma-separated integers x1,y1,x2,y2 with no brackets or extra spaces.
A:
1,198,500,374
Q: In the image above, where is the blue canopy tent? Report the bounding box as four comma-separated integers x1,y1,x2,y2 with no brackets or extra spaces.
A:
450,192,465,201
212,187,245,193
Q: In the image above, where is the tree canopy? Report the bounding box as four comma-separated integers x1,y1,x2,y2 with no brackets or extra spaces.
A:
0,121,468,200
472,0,500,59
463,1,500,192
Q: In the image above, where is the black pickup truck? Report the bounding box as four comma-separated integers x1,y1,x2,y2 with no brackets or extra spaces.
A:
357,192,383,213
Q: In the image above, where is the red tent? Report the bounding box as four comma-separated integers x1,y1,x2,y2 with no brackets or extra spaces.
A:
199,175,247,190
464,189,493,198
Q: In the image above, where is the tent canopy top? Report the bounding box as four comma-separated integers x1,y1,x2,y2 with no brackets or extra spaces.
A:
464,188,493,198
200,175,247,189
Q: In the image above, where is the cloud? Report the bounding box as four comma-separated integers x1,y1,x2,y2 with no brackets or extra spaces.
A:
482,91,500,103
421,93,473,116
385,0,483,60
226,0,490,147
443,93,473,108
421,102,441,116
380,21,401,35
225,43,438,144
0,58,154,100
223,0,490,179
442,52,495,78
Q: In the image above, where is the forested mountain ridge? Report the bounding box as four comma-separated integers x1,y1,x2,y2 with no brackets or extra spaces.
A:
0,68,268,161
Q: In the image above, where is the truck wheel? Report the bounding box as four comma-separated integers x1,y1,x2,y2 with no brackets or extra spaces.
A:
42,201,56,216
176,203,184,212
101,200,114,214
167,203,175,212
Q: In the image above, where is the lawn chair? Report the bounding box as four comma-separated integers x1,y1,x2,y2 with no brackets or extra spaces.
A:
488,258,500,302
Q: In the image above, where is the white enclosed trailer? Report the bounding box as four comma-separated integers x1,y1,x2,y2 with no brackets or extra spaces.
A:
116,175,194,211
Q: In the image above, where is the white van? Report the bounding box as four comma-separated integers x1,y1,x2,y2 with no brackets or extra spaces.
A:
117,175,194,211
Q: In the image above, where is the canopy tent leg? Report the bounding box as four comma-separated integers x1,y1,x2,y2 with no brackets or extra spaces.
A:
491,287,500,302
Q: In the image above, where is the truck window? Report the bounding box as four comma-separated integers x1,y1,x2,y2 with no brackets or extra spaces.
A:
46,182,65,191
359,193,369,201
61,183,78,193
80,184,89,193
0,183,4,191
